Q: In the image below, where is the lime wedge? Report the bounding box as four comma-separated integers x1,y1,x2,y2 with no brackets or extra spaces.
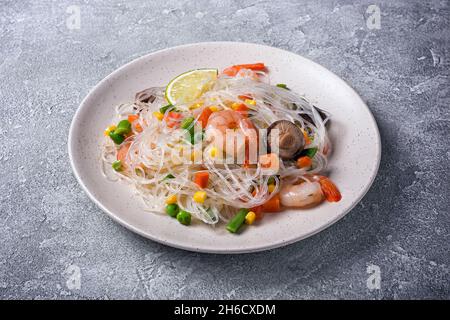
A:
165,68,218,105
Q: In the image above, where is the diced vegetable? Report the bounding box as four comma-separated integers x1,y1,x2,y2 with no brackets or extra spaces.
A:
276,83,289,90
166,203,179,218
104,125,116,136
112,160,122,171
160,104,174,114
108,131,125,144
127,114,139,123
208,147,218,158
197,107,212,128
296,156,312,168
300,147,318,158
114,120,132,135
244,99,256,106
226,208,249,233
245,211,256,225
267,176,275,185
153,111,164,121
262,193,281,212
193,191,207,203
268,184,276,193
302,130,311,145
165,194,177,205
177,210,192,225
194,172,209,188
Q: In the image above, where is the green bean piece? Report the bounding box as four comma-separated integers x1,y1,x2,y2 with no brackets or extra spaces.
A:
163,174,175,180
226,208,249,233
114,120,132,135
108,131,125,144
301,147,318,158
177,210,192,225
166,204,179,218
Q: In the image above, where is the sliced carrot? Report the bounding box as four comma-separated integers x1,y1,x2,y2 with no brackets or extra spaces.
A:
262,193,281,212
194,172,209,189
302,130,311,145
296,156,312,168
318,178,342,202
197,107,213,129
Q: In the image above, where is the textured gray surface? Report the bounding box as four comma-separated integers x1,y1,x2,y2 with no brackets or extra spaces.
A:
0,0,449,299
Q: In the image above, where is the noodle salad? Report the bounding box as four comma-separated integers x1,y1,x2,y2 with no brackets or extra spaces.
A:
101,63,341,233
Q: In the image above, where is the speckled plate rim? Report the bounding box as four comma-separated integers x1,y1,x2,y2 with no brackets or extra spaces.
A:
68,41,381,254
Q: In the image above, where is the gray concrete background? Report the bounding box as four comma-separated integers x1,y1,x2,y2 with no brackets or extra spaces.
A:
0,0,449,299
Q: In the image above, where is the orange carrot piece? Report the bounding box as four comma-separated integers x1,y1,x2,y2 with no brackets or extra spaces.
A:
318,178,342,202
128,114,139,122
235,103,248,117
296,156,312,168
262,193,281,212
198,107,213,128
302,130,311,145
194,172,209,188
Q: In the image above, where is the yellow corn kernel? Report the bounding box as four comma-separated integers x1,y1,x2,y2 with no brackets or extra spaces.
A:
209,105,220,112
190,150,201,162
189,100,204,110
268,184,276,193
209,147,218,158
244,99,256,106
193,191,207,203
104,125,116,136
245,211,256,225
165,194,177,205
153,111,164,121
231,102,241,110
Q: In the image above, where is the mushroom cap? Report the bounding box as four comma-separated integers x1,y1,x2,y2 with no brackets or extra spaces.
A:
267,120,305,160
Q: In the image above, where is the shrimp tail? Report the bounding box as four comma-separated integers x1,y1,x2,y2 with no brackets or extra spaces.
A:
318,178,342,202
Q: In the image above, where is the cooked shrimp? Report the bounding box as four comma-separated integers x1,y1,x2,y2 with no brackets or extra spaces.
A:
280,175,341,208
205,110,257,161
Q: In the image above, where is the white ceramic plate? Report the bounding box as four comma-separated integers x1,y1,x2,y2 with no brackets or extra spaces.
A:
68,42,381,253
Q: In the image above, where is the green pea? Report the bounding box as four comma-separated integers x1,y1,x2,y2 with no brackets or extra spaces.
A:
176,210,191,225
112,160,122,171
109,131,125,144
114,120,131,135
166,204,179,218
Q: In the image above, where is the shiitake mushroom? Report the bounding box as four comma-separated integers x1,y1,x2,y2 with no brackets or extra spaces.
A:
267,120,305,160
